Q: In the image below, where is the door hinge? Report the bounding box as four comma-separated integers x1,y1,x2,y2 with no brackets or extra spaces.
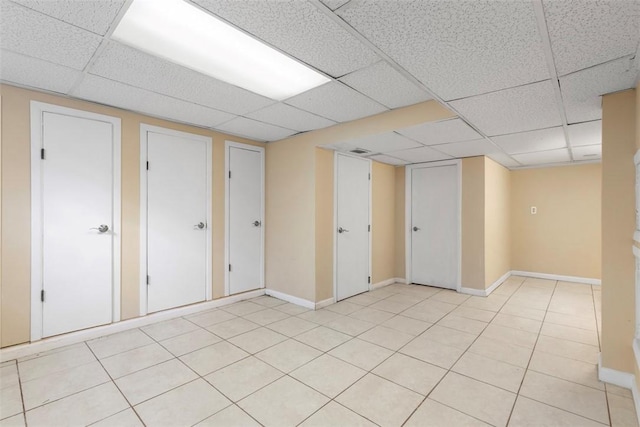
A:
368,173,371,180
40,290,45,302
228,264,232,272
368,224,371,232
368,276,371,284
40,148,45,160
146,161,149,170
146,275,150,285
228,171,231,179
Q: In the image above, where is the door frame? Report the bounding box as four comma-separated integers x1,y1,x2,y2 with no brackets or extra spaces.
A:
224,141,265,296
333,151,372,302
139,124,212,316
405,159,462,291
30,101,122,341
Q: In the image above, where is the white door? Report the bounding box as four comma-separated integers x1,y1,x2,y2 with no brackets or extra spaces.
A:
227,143,264,295
146,129,209,313
38,111,117,337
410,164,459,289
335,154,370,301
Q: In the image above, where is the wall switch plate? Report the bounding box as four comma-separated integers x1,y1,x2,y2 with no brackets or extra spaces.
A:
531,206,537,215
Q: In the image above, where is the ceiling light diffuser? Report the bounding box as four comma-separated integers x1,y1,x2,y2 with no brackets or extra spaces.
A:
112,0,330,100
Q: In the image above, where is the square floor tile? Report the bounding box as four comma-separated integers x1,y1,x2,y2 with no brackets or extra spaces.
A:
179,341,249,376
0,364,19,390
490,313,542,333
336,374,423,427
87,329,154,359
535,335,599,364
206,317,260,339
291,354,366,398
349,307,396,324
195,405,261,426
452,352,525,393
499,304,546,322
404,399,490,427
430,372,516,427
519,370,608,424
381,315,431,336
431,290,470,305
509,396,604,427
115,359,198,405
540,322,599,346
529,350,603,390
238,376,328,427
346,293,382,306
135,379,231,426
204,357,283,402
402,306,449,323
255,339,321,373
251,296,287,308
373,353,446,395
101,343,173,379
186,309,237,328
295,326,352,352
221,302,267,316
461,295,508,312
437,314,487,335
228,328,288,354
141,318,200,341
369,299,414,314
607,383,634,398
323,301,363,315
274,303,311,316
481,324,538,349
544,311,597,331
607,393,639,427
324,317,376,336
358,325,414,351
420,325,477,350
22,361,110,410
25,382,128,427
159,328,221,357
92,408,143,427
328,339,393,371
468,336,533,368
0,414,26,427
297,310,345,325
243,309,290,326
266,317,318,337
452,306,497,322
18,344,96,382
0,385,23,420
299,401,375,426
399,336,465,369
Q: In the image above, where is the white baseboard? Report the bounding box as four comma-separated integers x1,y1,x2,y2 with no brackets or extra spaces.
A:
0,289,265,362
459,271,511,297
459,287,487,297
633,378,640,427
265,289,315,310
370,277,403,290
598,353,634,389
315,297,335,309
512,270,601,286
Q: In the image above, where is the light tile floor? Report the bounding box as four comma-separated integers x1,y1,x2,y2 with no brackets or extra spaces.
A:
0,276,637,426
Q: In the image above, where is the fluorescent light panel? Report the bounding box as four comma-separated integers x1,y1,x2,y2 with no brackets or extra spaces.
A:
112,0,330,100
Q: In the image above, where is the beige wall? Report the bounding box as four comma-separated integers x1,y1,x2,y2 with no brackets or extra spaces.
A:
0,84,263,347
511,164,601,279
394,167,406,279
484,157,511,286
265,101,455,302
315,148,334,302
372,161,396,284
601,89,636,373
461,157,486,289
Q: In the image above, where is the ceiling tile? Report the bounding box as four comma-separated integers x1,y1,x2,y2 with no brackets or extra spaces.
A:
246,103,335,132
396,118,482,146
341,132,422,153
567,121,601,147
216,117,297,142
492,127,566,155
0,0,102,70
74,75,236,128
511,148,571,166
0,49,80,93
449,80,563,136
572,145,602,161
10,0,126,35
543,0,640,76
386,146,452,164
559,56,638,124
339,61,432,109
89,42,275,116
285,81,387,123
487,152,521,169
432,139,500,158
190,0,379,77
369,154,409,166
337,0,549,100
320,0,350,11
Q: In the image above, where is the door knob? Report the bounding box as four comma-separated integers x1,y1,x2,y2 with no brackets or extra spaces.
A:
413,226,420,232
253,220,262,227
90,224,109,233
338,227,349,233
194,222,206,229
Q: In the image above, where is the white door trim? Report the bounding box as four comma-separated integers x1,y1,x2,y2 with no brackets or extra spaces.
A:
224,141,265,296
139,124,212,316
405,159,462,291
333,151,372,302
30,101,122,342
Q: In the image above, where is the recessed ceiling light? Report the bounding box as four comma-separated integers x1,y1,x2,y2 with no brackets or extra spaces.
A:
112,0,330,100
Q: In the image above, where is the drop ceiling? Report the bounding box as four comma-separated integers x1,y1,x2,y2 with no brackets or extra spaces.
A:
1,0,638,169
